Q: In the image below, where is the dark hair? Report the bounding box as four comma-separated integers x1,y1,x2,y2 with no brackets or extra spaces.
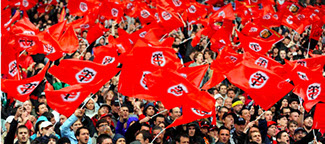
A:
153,114,165,122
276,130,287,141
75,126,89,138
175,133,189,142
239,108,249,116
96,119,109,128
193,52,203,62
138,130,151,142
16,125,29,135
280,107,290,114
287,120,298,128
57,137,71,144
35,103,46,115
218,126,230,134
290,109,301,115
205,50,214,59
289,98,300,104
219,84,227,91
227,89,236,94
152,126,163,132
42,112,54,121
97,134,112,144
249,131,261,140
141,123,150,129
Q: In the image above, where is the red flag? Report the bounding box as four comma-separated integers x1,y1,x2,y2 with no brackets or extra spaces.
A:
310,22,323,41
147,69,214,111
313,103,325,129
254,12,282,28
59,8,66,22
45,84,99,117
210,3,235,21
225,61,294,110
68,0,99,16
137,3,156,25
183,2,207,24
293,78,325,112
289,64,323,86
156,5,184,32
48,59,119,85
68,15,94,29
292,56,325,69
14,33,40,52
3,10,20,30
281,13,310,34
1,63,49,102
158,0,188,13
86,23,106,44
1,42,20,80
11,17,39,34
177,65,209,88
118,55,158,100
98,1,124,22
16,0,38,10
237,30,280,55
58,26,79,53
48,20,67,40
36,32,63,61
241,22,284,42
132,46,183,70
93,45,119,66
166,95,216,129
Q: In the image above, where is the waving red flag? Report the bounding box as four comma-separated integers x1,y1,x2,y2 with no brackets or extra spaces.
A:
14,33,40,52
11,17,39,34
86,23,106,44
289,64,323,86
93,45,119,66
293,77,325,112
132,46,183,70
226,61,294,110
58,26,79,54
313,103,325,129
183,2,207,23
68,0,99,16
49,59,119,85
98,1,124,22
1,63,49,102
15,0,38,10
254,12,282,28
147,69,213,111
158,0,188,12
210,3,235,21
118,55,158,101
1,42,20,80
45,84,99,117
241,22,284,42
68,15,94,30
48,20,67,40
237,30,279,55
177,65,209,88
292,56,325,68
36,32,63,61
310,22,323,41
156,5,184,32
3,10,20,30
166,94,216,129
137,3,156,25
281,13,310,34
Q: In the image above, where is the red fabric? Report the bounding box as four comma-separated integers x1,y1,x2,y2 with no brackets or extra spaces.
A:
236,30,280,55
1,63,49,102
1,40,20,80
93,45,119,66
3,10,20,30
281,12,310,34
156,5,184,32
98,1,124,22
147,69,213,111
210,3,235,21
293,77,325,112
241,22,284,42
68,0,100,16
118,55,158,100
166,92,215,128
45,84,100,117
48,20,67,40
58,26,79,53
289,64,323,86
254,12,282,28
86,23,106,44
158,0,188,13
313,103,325,129
225,61,294,110
36,32,63,61
183,2,207,23
14,33,40,52
137,3,156,24
291,56,325,69
11,17,39,34
177,64,209,88
310,22,323,40
49,59,119,85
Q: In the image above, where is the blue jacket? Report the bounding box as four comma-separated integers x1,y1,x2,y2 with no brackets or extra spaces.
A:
60,114,92,144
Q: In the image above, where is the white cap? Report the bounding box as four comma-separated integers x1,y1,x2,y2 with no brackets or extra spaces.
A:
214,94,224,100
5,116,15,123
40,121,53,129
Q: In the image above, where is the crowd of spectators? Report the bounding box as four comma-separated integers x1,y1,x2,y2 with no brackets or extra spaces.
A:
2,0,325,144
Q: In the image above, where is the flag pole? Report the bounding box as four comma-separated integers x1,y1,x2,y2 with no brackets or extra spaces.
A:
177,13,187,28
19,50,26,57
150,109,168,119
305,25,312,58
159,33,168,42
244,111,265,133
150,128,166,143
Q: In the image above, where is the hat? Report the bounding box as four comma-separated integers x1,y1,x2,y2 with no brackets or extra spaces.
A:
267,121,276,128
294,127,307,135
40,121,53,129
112,97,120,106
100,104,111,110
36,116,48,124
214,94,224,100
234,117,246,125
222,112,237,120
113,133,125,144
200,121,210,128
304,114,313,119
5,116,15,124
143,102,157,114
100,113,113,119
209,125,218,131
232,98,244,107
